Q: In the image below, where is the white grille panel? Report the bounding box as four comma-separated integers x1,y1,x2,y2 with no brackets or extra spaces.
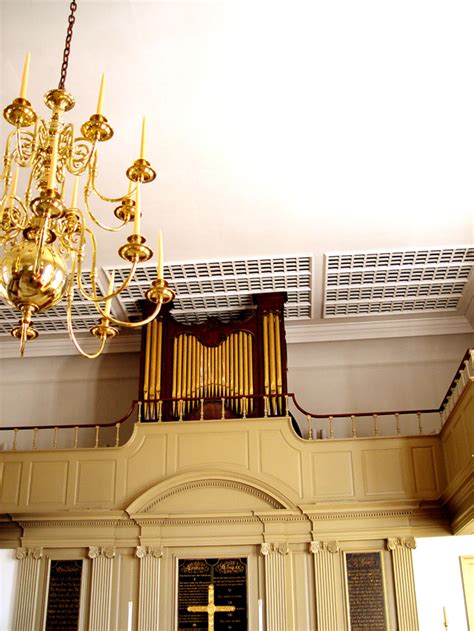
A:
324,246,474,318
0,255,312,335
114,255,312,324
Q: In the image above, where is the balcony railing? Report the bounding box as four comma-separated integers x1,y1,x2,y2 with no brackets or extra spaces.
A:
0,349,472,450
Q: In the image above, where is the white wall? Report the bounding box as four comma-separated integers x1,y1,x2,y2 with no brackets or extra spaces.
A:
0,549,18,631
413,535,474,631
287,333,473,436
0,332,472,431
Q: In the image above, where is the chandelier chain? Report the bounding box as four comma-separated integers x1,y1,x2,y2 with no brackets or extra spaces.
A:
58,0,78,90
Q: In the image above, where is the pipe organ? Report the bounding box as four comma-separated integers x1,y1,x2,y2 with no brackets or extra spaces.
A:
139,292,288,420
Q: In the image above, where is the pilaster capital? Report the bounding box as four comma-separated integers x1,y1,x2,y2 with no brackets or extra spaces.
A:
88,545,116,559
387,536,416,551
15,547,43,560
136,545,163,559
260,542,290,556
310,540,339,554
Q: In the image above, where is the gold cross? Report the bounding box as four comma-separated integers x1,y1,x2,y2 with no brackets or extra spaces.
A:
187,583,236,630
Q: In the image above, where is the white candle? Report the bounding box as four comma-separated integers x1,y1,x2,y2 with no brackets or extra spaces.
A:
157,229,163,278
104,270,114,317
258,599,263,631
140,117,146,160
127,601,133,631
19,52,30,100
96,73,105,116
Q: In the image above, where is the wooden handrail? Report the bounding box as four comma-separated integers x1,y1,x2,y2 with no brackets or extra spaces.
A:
0,348,471,432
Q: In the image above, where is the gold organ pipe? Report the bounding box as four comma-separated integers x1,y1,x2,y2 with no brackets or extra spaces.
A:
172,337,178,416
274,314,283,414
211,345,215,397
248,334,254,412
239,332,244,396
192,336,198,406
268,312,277,414
149,320,157,418
263,314,270,399
156,321,162,403
143,322,152,417
234,333,240,413
176,335,183,414
225,337,230,403
184,335,193,414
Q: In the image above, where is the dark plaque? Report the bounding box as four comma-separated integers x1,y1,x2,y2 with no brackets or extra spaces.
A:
346,552,387,631
45,560,83,631
178,558,247,630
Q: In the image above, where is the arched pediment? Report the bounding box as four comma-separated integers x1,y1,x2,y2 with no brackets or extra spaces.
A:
126,471,297,515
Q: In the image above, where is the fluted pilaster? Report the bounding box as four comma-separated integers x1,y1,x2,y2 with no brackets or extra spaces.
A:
387,537,419,631
13,547,43,631
136,546,163,631
88,546,115,631
261,542,289,631
311,540,340,631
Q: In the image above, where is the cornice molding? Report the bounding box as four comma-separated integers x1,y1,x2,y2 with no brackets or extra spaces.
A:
286,315,473,344
1,316,471,358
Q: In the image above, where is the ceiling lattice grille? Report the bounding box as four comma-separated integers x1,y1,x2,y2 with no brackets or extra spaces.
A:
324,246,474,318
0,255,312,335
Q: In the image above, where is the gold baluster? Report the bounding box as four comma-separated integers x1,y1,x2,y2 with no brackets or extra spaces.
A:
33,427,38,450
395,413,400,435
417,412,423,434
307,415,312,440
12,427,18,451
351,415,356,438
115,422,120,447
200,398,204,421
178,399,184,422
284,394,289,417
329,416,334,438
74,426,79,448
221,397,225,420
158,400,163,422
53,426,58,449
94,425,100,448
263,396,268,418
373,414,379,437
137,400,143,422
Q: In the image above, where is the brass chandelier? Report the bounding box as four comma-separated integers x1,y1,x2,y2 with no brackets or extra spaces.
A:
0,0,175,358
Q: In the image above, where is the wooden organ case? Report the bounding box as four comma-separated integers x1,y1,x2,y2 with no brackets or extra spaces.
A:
138,292,288,420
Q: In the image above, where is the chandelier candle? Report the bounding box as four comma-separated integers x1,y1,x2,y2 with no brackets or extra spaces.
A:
96,74,105,116
0,0,175,358
19,52,30,100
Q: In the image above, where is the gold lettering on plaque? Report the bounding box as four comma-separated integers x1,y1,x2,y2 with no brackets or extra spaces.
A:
187,583,236,631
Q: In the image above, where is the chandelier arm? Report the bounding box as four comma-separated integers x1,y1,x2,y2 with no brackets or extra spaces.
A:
15,122,40,168
89,173,135,204
83,187,128,232
65,126,97,176
93,298,163,329
74,226,139,303
66,293,108,360
0,131,16,181
77,259,139,304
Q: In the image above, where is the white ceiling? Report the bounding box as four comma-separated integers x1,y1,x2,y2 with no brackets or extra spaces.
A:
0,0,473,355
